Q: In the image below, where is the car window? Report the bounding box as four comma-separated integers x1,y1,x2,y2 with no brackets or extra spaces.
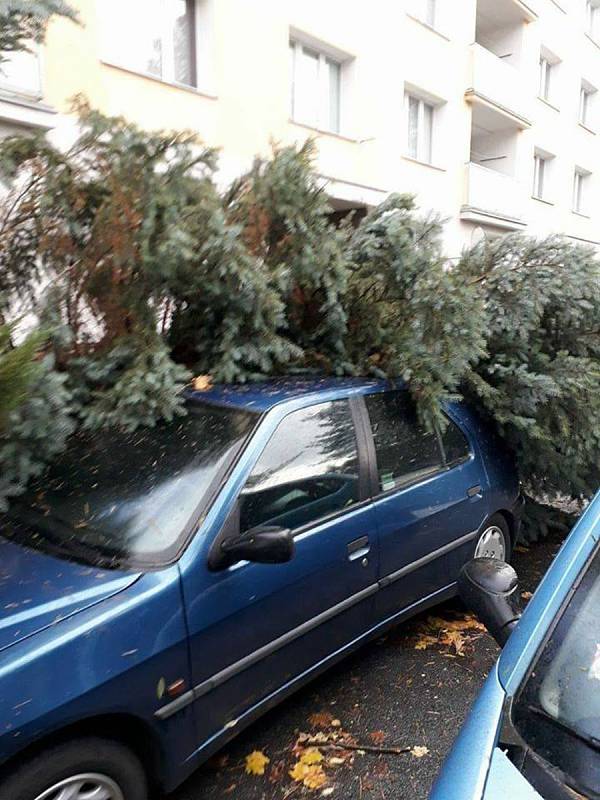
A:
441,417,471,465
1,401,259,569
239,400,360,534
365,391,444,493
513,545,600,798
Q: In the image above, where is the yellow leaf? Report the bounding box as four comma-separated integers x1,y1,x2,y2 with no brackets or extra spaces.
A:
245,750,270,776
290,762,309,782
411,746,429,758
193,374,213,391
300,748,324,765
303,765,327,790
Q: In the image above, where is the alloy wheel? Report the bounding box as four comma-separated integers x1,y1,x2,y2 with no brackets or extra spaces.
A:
474,525,507,561
34,773,125,800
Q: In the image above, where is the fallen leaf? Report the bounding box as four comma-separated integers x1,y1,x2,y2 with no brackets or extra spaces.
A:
300,748,324,766
304,765,328,790
309,711,334,728
193,374,213,391
369,730,387,745
411,746,429,758
521,591,533,600
245,750,270,776
441,629,465,656
322,789,335,797
331,718,342,728
515,545,529,553
328,756,346,766
290,760,328,789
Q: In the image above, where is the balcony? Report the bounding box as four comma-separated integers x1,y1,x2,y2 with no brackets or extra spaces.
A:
466,43,531,128
461,162,527,230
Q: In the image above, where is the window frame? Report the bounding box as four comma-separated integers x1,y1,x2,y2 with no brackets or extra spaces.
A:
229,397,372,542
533,153,546,199
101,0,198,90
587,0,600,39
405,91,435,164
572,168,591,215
358,391,473,501
538,55,552,101
289,38,344,134
579,81,597,128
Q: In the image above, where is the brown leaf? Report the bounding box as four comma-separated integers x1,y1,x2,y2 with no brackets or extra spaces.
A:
368,730,387,745
309,711,335,728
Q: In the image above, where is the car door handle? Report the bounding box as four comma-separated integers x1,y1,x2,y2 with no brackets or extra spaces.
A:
347,536,370,561
467,484,483,498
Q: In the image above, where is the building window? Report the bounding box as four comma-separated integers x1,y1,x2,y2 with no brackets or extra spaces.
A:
0,49,42,99
533,153,547,199
102,0,197,88
587,0,600,38
405,92,434,163
410,0,437,27
539,55,552,101
580,82,596,127
573,169,590,214
289,40,342,134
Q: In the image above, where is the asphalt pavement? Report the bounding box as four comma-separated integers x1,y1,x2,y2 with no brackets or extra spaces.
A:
169,533,563,800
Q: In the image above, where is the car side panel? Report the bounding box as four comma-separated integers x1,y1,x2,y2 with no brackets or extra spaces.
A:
0,570,195,794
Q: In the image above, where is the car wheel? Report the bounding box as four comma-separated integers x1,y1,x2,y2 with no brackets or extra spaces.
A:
0,737,148,800
473,514,511,562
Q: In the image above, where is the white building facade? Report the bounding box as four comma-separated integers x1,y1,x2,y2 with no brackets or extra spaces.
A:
1,0,599,257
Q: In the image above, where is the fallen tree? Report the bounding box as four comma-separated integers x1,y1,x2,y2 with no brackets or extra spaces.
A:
0,105,598,533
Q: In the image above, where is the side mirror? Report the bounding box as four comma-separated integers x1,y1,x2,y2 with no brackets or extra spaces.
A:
458,558,522,647
220,526,295,566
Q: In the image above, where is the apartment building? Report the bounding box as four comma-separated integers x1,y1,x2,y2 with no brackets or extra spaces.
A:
1,0,599,257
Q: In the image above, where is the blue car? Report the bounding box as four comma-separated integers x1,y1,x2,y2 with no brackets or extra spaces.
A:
431,490,600,800
0,378,521,800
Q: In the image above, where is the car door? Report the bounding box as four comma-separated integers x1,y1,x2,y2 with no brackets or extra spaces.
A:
361,390,488,622
179,397,379,753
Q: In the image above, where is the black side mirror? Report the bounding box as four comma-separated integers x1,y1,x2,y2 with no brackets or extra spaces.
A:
220,526,295,566
458,558,523,647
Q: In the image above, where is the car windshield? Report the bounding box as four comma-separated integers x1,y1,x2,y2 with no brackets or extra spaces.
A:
1,400,258,569
514,544,600,795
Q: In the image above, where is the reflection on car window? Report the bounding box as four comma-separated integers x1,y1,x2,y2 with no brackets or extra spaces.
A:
441,417,471,465
514,547,600,798
240,400,360,534
365,392,444,493
2,401,258,568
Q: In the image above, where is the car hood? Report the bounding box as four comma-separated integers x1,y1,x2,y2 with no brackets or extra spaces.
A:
0,536,139,652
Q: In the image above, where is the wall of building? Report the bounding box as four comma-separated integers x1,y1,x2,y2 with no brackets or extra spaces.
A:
0,0,598,259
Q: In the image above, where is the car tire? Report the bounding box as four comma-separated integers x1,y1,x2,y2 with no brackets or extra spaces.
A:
0,737,148,800
473,513,512,563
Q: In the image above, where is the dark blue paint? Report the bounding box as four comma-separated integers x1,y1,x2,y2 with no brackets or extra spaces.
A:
0,379,520,793
430,491,600,800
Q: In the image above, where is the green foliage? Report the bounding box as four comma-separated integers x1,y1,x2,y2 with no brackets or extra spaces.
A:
0,355,74,509
0,323,45,431
0,104,598,528
345,195,487,429
225,141,351,373
460,235,600,504
0,0,78,62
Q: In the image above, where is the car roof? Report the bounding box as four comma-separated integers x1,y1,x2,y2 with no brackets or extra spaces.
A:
187,376,404,413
